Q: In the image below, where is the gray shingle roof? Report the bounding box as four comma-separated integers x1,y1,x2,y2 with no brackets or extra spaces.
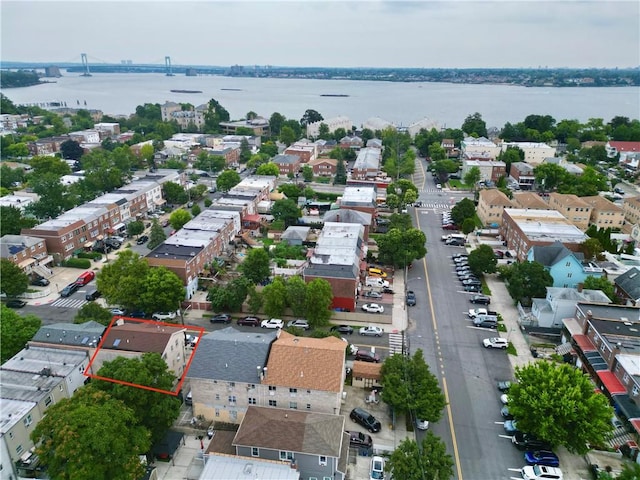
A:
530,241,583,267
614,267,640,301
31,321,106,348
187,327,276,383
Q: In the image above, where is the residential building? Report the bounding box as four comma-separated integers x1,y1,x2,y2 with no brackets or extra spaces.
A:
582,195,625,230
219,118,270,136
281,226,310,246
511,191,553,210
197,452,300,480
314,138,338,154
362,117,394,132
232,406,348,480
0,234,53,278
284,142,318,164
161,101,207,130
339,136,363,151
304,222,364,311
527,241,603,289
501,208,589,261
0,193,35,211
607,141,640,161
477,189,515,226
93,122,121,137
187,327,278,423
547,193,592,231
622,197,640,227
272,154,302,176
461,160,507,183
27,135,70,156
441,138,458,157
29,321,105,356
407,118,439,138
208,146,240,167
308,158,337,177
366,138,383,149
68,129,100,144
306,116,352,138
338,186,377,219
527,287,611,330
460,137,501,160
323,209,373,241
509,162,536,190
501,141,556,165
542,156,583,176
351,148,382,180
614,267,640,306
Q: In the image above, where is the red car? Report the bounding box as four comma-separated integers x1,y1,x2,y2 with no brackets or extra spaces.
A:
442,224,458,230
237,316,261,327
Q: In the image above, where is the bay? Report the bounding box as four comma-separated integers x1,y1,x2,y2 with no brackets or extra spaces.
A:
2,73,639,129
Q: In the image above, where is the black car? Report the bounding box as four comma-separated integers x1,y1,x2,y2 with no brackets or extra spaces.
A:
350,408,382,433
382,286,394,294
406,290,416,306
355,350,381,363
470,295,491,305
464,285,481,292
237,316,260,327
30,277,50,287
5,299,27,308
210,313,232,324
128,310,147,318
512,432,552,451
348,430,373,449
330,325,354,335
136,235,149,245
85,290,101,301
60,283,80,298
475,319,497,329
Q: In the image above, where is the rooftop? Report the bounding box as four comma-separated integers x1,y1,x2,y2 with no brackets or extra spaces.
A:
0,398,36,434
3,346,87,377
199,453,299,480
31,321,105,348
102,321,184,353
341,186,377,205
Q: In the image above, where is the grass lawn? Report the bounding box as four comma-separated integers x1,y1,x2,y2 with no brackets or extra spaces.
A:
448,179,473,190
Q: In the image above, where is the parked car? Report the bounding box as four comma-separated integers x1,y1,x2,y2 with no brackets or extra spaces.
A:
359,326,384,337
416,418,429,430
85,290,101,301
348,431,373,449
501,405,514,419
368,267,387,278
501,394,509,404
237,316,261,327
483,337,508,349
470,295,491,305
287,319,311,330
152,311,177,321
361,304,384,314
128,310,147,318
524,450,560,468
331,325,354,335
382,286,394,294
364,290,383,299
210,313,232,324
60,283,80,298
463,279,482,286
497,380,512,392
350,408,382,433
136,235,149,245
110,307,126,315
512,432,553,451
406,290,417,306
369,455,385,480
30,277,50,287
261,318,284,329
443,223,458,230
185,334,199,347
521,465,563,480
5,299,26,308
464,285,481,292
504,420,520,435
468,308,497,318
355,350,381,363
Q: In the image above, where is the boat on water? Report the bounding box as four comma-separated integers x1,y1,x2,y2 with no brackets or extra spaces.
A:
320,94,349,97
170,89,203,93
221,88,242,91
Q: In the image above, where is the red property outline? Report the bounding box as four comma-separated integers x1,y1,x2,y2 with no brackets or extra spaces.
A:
85,316,204,395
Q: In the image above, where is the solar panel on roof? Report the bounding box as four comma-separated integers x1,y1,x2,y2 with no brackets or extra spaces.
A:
113,339,121,347
81,336,89,344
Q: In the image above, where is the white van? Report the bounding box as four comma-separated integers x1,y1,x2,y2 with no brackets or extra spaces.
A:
365,277,390,288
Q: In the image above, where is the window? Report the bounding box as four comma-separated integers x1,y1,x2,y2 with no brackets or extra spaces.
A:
16,445,23,455
289,388,297,394
269,400,277,407
251,447,259,457
228,382,235,388
289,402,297,409
633,385,639,396
307,404,311,410
279,451,294,461
269,385,276,391
248,397,256,405
228,395,236,405
215,394,220,400
319,456,327,466
45,395,52,407
624,373,630,384
23,415,32,427
215,409,220,417
8,432,13,439
567,273,572,278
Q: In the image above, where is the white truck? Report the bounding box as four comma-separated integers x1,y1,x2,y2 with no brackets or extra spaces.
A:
468,308,498,319
365,277,390,288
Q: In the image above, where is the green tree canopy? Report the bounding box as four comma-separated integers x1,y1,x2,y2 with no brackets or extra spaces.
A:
450,197,476,225
583,275,616,301
162,181,188,205
269,112,286,137
508,362,613,454
582,238,604,260
126,220,145,238
207,276,252,312
0,305,41,362
271,198,302,227
74,302,113,326
169,208,191,231
97,250,150,311
303,278,333,326
31,387,150,480
533,163,568,192
387,434,454,480
147,219,167,250
29,156,72,176
461,217,475,235
262,277,287,318
60,139,84,160
468,244,498,275
238,248,271,284
255,162,280,176
464,166,481,188
461,112,488,137
139,266,185,315
216,169,241,192
0,258,29,297
334,158,347,185
377,228,427,268
300,109,323,127
285,276,307,317
500,260,554,306
279,125,297,146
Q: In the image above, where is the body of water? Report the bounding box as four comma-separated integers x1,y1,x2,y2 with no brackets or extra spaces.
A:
3,73,639,130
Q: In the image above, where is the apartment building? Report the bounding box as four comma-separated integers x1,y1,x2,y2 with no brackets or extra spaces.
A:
351,148,382,180
284,141,318,163
160,101,207,130
219,118,270,136
27,135,70,156
308,158,338,177
460,137,501,160
511,191,553,210
622,196,640,227
461,160,507,183
582,195,625,230
306,115,352,138
0,234,53,278
501,141,556,165
476,189,514,226
547,193,592,231
68,129,100,144
509,162,536,190
272,154,301,176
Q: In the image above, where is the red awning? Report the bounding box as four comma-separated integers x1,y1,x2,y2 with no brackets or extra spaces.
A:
243,214,261,223
629,418,640,435
596,371,627,395
573,334,597,352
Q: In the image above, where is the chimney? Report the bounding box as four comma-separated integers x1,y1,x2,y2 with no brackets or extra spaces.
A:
587,310,593,320
577,283,583,292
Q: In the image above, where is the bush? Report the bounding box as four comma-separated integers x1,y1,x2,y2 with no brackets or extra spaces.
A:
77,252,102,260
62,258,91,269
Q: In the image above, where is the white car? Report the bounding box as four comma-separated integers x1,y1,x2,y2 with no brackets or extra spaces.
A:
361,304,385,314
359,326,384,336
483,337,508,349
261,318,284,329
110,307,126,316
152,311,177,321
521,465,563,480
369,455,385,480
286,319,310,330
416,418,429,430
468,308,488,318
500,393,509,404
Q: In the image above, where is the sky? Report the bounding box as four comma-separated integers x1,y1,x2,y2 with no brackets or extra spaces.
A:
1,0,639,69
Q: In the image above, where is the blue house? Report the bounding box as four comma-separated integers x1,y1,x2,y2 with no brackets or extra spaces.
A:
527,241,603,288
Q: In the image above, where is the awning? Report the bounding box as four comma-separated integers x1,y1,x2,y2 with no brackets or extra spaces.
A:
556,342,574,355
584,351,608,371
18,258,36,269
84,242,93,248
112,222,125,231
242,214,262,223
573,334,597,352
155,199,166,206
597,371,627,395
613,394,640,420
629,418,640,435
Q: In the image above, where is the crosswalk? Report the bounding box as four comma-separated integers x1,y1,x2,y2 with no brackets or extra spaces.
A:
388,333,405,355
417,203,451,210
50,298,88,309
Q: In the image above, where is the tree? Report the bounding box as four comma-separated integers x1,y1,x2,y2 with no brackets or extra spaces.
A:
427,141,446,161
60,139,84,160
97,250,149,311
162,181,188,205
302,164,313,182
191,203,201,217
583,276,615,301
207,276,252,312
31,388,150,480
468,244,498,275
500,261,553,306
0,305,41,362
216,169,241,192
464,166,481,188
139,267,185,315
387,434,454,480
147,219,167,250
300,109,323,127
617,463,640,480
259,140,279,157
74,302,113,325
461,112,487,137
0,258,29,298
285,276,307,317
268,112,286,137
239,248,271,284
303,278,333,326
377,228,427,268
460,217,475,235
388,213,413,231
317,122,330,139
271,198,301,227
508,362,613,454
533,163,568,192
30,156,72,176
203,98,230,133
279,125,296,146
0,206,38,235
27,172,75,219
255,162,280,176
126,220,145,238
139,144,154,164
383,350,446,418
450,197,476,226
334,159,347,185
92,353,181,444
169,208,191,231
582,238,604,260
246,286,264,315
262,277,287,318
